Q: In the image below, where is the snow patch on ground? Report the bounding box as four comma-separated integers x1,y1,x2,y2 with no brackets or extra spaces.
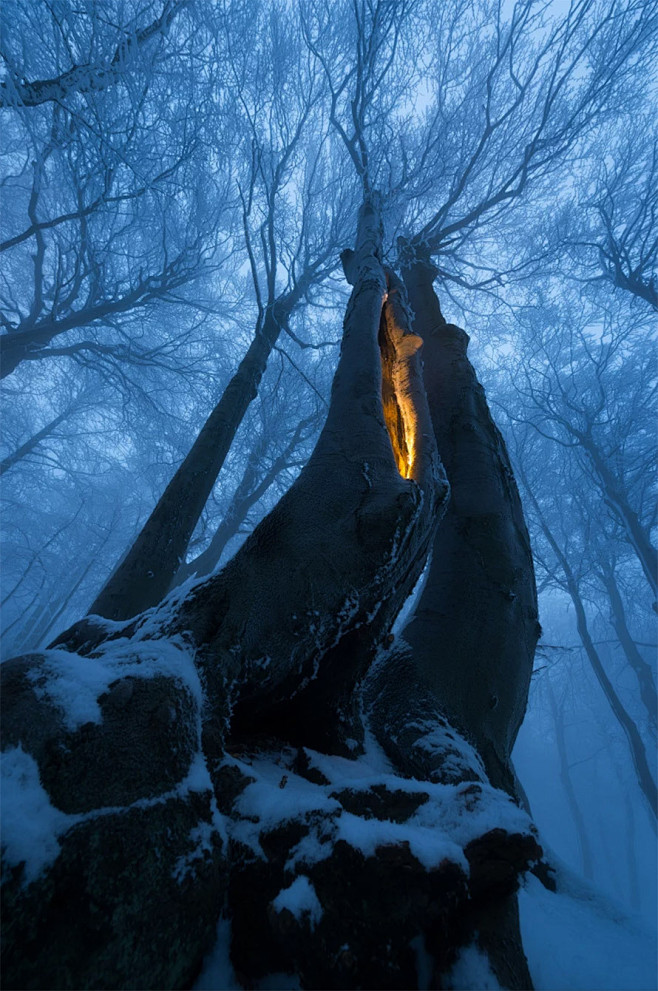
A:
1,747,74,884
446,943,502,990
272,875,323,928
520,873,658,991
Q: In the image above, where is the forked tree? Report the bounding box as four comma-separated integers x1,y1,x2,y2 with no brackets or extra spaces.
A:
2,195,541,990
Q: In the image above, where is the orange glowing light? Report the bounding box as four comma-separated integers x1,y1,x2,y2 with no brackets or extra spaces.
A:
379,309,420,480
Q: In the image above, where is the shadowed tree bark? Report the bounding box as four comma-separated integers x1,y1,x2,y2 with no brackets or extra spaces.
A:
1,199,542,991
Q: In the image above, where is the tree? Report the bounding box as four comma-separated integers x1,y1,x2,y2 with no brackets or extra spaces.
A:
560,116,658,310
2,1,656,988
1,192,545,990
0,0,232,379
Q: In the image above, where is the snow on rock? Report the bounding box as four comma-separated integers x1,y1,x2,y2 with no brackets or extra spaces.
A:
25,638,202,731
272,875,323,928
335,808,466,871
520,873,658,991
225,745,533,874
1,747,75,884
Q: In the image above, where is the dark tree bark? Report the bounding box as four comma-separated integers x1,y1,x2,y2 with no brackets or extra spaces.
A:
580,439,657,604
1,201,542,991
89,256,330,623
0,256,195,380
0,409,69,476
171,414,316,587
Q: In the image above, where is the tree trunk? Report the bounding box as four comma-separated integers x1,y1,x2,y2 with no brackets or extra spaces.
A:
391,253,539,798
89,306,289,622
0,409,69,475
600,560,657,733
520,475,657,824
172,414,315,587
583,440,657,604
2,204,544,991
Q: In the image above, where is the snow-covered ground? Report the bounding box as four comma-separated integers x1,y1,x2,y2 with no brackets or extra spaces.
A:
520,873,657,991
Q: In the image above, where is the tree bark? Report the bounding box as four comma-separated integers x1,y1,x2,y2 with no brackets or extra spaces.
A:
0,409,69,475
2,199,457,987
0,0,188,108
88,306,288,621
582,439,657,604
171,414,315,587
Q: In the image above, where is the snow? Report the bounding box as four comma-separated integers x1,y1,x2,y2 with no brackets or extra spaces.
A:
272,875,323,928
520,873,658,991
173,821,216,883
445,944,502,990
1,739,223,886
336,808,466,871
1,746,74,884
226,746,532,875
193,916,240,991
26,638,202,731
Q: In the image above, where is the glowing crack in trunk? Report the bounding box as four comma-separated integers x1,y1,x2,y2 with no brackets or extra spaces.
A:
379,287,423,480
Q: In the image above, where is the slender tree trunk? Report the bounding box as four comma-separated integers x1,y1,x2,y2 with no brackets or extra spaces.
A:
0,409,69,475
583,441,657,603
89,305,290,622
600,561,657,733
545,677,594,879
172,415,315,587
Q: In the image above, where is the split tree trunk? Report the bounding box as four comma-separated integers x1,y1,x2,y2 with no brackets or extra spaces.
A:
2,198,457,989
386,252,539,798
362,251,539,990
2,203,544,991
